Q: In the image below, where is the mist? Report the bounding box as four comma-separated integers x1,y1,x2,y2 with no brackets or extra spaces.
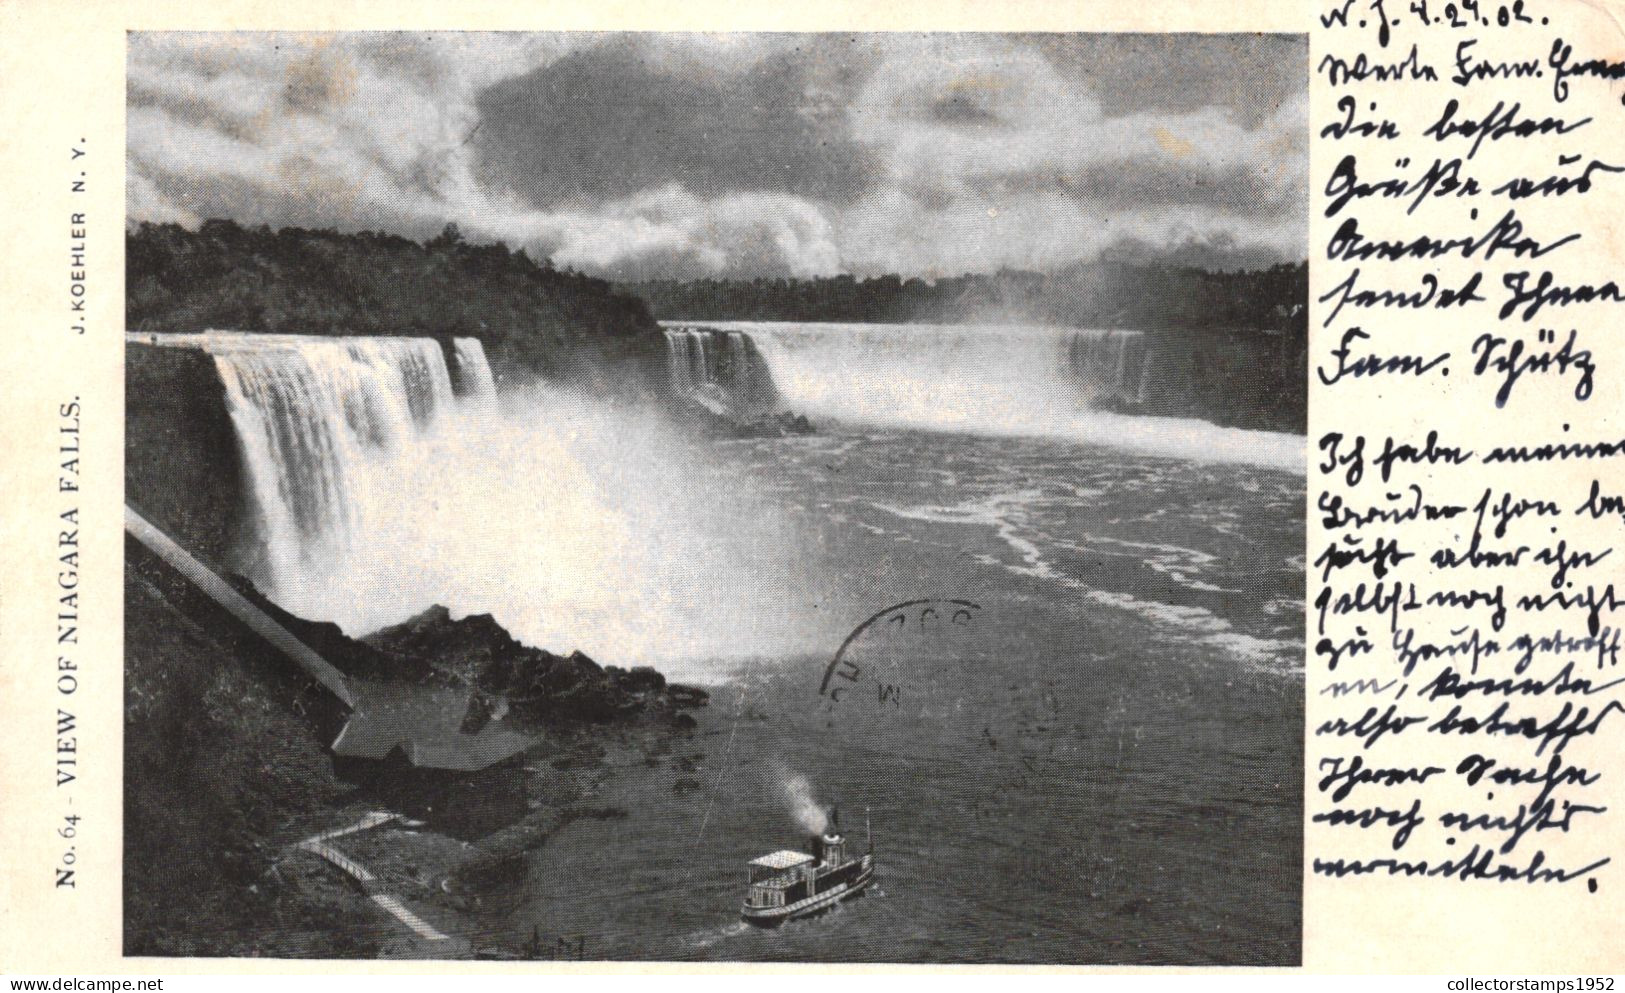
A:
262,380,826,681
736,321,1306,472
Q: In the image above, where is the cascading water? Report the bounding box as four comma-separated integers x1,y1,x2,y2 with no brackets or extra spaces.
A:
726,331,749,377
675,320,1303,472
661,326,779,408
131,332,494,596
689,330,712,387
666,331,694,394
453,337,499,411
664,327,720,394
129,329,815,671
1067,329,1151,404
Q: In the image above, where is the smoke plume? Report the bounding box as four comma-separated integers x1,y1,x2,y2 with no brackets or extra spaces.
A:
776,764,830,835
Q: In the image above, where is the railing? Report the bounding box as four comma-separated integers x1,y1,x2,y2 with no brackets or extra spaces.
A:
749,870,802,888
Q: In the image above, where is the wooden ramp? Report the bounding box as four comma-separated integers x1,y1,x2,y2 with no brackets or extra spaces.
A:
126,503,537,771
125,504,356,707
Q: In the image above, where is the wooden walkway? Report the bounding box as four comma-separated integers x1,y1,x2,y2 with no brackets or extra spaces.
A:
295,814,454,945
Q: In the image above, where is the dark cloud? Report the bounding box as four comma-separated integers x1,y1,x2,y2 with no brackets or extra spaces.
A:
475,36,882,207
981,155,1302,219
929,93,1005,126
1027,33,1307,127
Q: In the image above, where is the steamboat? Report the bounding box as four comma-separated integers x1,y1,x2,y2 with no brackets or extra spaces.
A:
741,809,874,926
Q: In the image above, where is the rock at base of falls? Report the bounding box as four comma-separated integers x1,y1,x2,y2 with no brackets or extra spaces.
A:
716,408,816,439
124,550,713,957
677,385,816,438
363,603,708,723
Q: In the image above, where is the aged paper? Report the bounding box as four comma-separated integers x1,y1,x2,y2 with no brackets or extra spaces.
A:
1308,0,1624,972
0,0,1618,977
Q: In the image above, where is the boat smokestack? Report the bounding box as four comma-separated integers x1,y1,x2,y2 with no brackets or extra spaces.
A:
819,807,846,866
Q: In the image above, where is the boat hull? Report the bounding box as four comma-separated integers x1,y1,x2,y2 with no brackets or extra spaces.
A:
740,865,873,927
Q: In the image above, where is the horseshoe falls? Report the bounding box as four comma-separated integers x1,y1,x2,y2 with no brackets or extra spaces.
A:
665,321,1303,472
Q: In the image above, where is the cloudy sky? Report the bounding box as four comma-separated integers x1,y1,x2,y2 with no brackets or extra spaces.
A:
128,32,1307,280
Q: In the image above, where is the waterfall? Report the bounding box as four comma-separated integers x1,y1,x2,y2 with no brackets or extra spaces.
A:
664,327,714,395
687,320,1303,472
132,331,492,595
662,327,778,407
666,331,692,394
690,328,712,386
725,331,748,378
667,322,1155,412
1066,329,1151,404
667,326,727,395
452,337,499,409
130,329,816,668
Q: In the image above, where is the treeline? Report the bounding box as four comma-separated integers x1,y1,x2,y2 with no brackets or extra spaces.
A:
127,220,665,388
626,260,1308,335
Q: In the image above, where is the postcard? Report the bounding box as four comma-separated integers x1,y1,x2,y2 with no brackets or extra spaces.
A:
0,0,1620,979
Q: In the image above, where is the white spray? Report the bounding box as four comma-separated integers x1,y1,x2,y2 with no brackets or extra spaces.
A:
708,319,1305,473
149,330,829,679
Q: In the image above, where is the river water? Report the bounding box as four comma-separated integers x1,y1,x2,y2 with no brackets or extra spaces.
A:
488,427,1305,965
161,324,1304,964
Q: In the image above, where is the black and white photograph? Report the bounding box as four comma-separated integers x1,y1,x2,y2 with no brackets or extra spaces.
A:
122,31,1308,963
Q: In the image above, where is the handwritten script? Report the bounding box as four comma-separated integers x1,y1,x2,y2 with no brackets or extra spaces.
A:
1312,0,1624,894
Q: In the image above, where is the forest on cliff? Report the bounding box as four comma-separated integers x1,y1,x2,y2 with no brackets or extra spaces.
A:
126,220,663,386
626,260,1308,333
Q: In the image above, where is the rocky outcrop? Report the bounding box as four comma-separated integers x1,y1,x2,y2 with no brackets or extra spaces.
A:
364,604,708,723
747,410,815,438
124,560,382,958
682,389,817,439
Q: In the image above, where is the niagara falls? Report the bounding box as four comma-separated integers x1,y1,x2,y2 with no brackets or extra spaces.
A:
121,30,1308,966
